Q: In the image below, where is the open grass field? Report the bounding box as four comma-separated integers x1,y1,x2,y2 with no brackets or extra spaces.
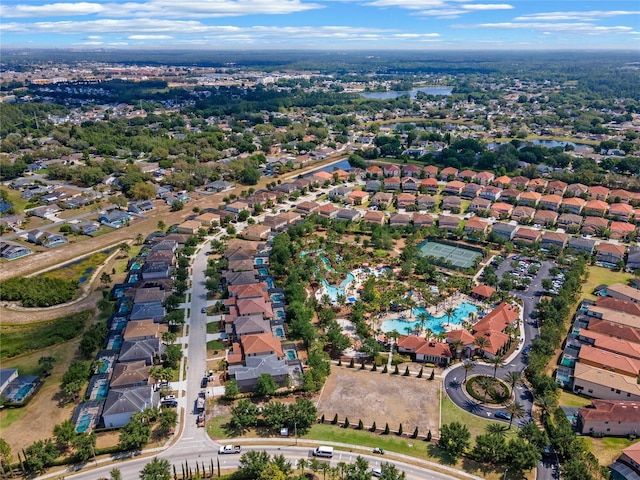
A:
588,437,638,467
581,266,635,301
558,391,592,408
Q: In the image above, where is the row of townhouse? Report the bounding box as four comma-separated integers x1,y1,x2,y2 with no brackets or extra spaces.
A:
554,288,640,439
221,240,303,392
71,235,184,432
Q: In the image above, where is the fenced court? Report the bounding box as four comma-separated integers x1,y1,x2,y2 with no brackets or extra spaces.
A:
418,240,482,269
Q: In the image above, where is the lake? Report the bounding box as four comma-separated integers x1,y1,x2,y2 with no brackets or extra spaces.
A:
304,158,352,177
489,139,585,150
360,87,453,100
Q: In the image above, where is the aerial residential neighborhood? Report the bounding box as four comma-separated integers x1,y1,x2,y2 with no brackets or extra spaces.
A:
1,47,640,480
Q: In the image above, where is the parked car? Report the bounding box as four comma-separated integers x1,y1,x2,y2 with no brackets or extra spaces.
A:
201,307,207,314
495,411,512,420
201,377,208,388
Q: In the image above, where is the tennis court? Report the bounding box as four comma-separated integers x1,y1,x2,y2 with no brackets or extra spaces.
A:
417,240,482,269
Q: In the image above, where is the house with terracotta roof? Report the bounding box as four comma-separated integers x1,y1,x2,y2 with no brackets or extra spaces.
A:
461,183,482,199
610,221,636,240
473,303,519,334
384,177,401,191
579,345,640,378
493,175,511,189
610,189,632,204
615,441,640,478
512,206,536,223
413,213,434,227
472,330,511,358
313,171,334,183
588,186,610,201
518,191,541,207
389,213,412,227
513,227,541,244
479,185,502,201
609,203,634,222
558,213,584,229
363,210,386,225
541,231,568,250
471,284,496,300
295,201,320,215
438,215,461,232
443,180,465,196
226,333,289,392
584,200,609,217
401,177,420,192
490,202,514,219
446,329,476,359
595,296,640,317
596,243,626,265
396,193,416,209
547,180,568,196
578,329,640,360
371,192,394,209
366,165,383,178
417,194,437,210
534,210,558,227
500,188,522,204
469,197,492,213
316,202,339,219
457,169,477,182
440,167,458,181
465,217,489,236
475,171,495,186
346,190,370,206
442,196,462,211
572,362,640,401
383,164,402,177
423,165,439,178
421,178,439,193
242,224,271,241
582,216,609,236
567,183,589,197
527,178,548,192
578,400,640,436
176,220,202,235
396,336,452,365
562,197,586,215
510,176,530,189
402,164,422,177
539,194,563,211
606,283,640,304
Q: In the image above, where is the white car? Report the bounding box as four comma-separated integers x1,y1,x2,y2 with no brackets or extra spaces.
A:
372,467,382,477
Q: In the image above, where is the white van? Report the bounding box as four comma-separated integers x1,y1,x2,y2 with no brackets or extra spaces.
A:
312,446,334,458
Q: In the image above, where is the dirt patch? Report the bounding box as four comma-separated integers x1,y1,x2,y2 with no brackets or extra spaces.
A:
316,366,440,434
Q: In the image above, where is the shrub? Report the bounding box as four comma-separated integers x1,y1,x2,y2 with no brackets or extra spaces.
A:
358,419,364,430
417,366,423,378
429,369,435,380
383,423,390,435
370,421,377,432
412,427,419,439
343,417,349,429
393,365,399,375
371,363,377,372
332,414,338,425
360,360,366,370
320,414,325,424
337,359,342,366
382,365,388,373
403,366,410,376
426,430,432,441
349,358,355,368
398,424,403,436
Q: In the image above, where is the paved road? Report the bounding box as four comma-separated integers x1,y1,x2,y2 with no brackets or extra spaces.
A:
48,445,470,480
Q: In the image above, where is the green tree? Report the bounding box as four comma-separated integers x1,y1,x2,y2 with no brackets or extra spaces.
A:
506,401,526,429
489,354,504,378
378,462,407,480
110,467,123,480
71,432,96,462
472,432,506,464
239,450,271,478
118,418,151,450
224,379,240,399
139,457,171,480
438,421,470,458
254,373,278,396
231,399,259,431
506,437,540,473
54,419,77,451
0,438,12,469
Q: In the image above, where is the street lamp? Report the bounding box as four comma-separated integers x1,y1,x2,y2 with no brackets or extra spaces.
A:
294,417,298,445
503,467,508,480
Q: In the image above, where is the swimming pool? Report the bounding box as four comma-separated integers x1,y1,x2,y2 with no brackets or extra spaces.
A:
275,327,285,337
256,258,264,265
381,302,478,334
271,293,284,302
321,273,355,302
258,268,268,276
94,381,109,399
285,349,297,360
277,310,285,318
76,412,93,433
7,383,35,403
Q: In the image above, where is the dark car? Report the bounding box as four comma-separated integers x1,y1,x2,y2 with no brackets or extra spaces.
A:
201,307,207,314
201,377,208,388
161,400,178,408
495,411,512,420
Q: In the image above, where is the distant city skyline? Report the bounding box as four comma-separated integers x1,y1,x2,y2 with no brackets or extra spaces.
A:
0,0,639,51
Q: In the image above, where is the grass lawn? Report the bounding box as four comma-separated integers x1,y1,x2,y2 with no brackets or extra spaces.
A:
207,413,531,480
441,396,520,441
587,437,637,467
581,266,635,301
558,391,591,408
207,339,225,352
207,320,224,334
44,251,111,283
0,187,30,214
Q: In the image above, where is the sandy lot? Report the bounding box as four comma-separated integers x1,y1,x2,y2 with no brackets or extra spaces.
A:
316,365,441,435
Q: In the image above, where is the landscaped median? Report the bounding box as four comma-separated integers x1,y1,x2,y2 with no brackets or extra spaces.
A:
206,414,534,480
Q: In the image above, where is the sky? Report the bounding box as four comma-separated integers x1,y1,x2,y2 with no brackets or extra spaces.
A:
0,0,639,51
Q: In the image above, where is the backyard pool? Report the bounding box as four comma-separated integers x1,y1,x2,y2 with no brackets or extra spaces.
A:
76,412,94,433
285,349,297,360
381,302,478,334
256,258,264,265
5,382,36,403
271,293,284,302
275,327,285,337
277,310,285,318
258,268,268,276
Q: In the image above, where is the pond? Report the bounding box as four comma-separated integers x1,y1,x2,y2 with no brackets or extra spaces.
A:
360,87,452,100
304,158,352,178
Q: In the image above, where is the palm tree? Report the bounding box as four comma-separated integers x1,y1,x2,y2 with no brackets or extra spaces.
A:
489,355,504,378
504,371,521,390
424,328,434,342
417,312,428,333
462,360,475,382
535,393,557,418
506,401,526,429
135,233,144,245
474,336,488,358
445,307,455,326
297,458,308,476
486,422,507,437
451,338,464,359
477,375,493,403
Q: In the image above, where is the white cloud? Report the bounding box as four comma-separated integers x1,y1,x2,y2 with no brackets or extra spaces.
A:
461,3,513,11
0,0,324,19
365,0,446,9
515,10,640,22
460,21,635,35
0,2,105,18
128,34,173,40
